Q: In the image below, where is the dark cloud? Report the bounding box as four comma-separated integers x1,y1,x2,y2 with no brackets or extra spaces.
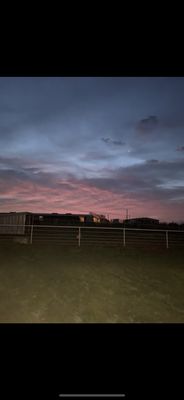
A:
176,146,184,152
117,159,184,184
79,159,184,203
137,115,158,134
0,156,33,169
146,159,159,164
112,140,126,146
80,151,115,161
101,138,111,144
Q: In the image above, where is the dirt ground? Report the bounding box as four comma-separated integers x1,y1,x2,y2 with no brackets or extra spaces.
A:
0,243,184,322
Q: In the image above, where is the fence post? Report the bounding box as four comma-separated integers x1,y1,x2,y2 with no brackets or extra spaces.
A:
166,230,169,249
78,227,81,247
30,224,34,244
123,227,126,247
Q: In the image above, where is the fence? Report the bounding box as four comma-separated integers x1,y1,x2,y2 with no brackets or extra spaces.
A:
0,224,184,249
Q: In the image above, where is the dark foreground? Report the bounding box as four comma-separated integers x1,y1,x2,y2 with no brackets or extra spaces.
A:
0,243,184,322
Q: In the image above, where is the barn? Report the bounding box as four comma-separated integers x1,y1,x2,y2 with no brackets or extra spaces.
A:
0,212,33,243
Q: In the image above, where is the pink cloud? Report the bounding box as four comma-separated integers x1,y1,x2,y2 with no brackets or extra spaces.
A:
0,177,183,222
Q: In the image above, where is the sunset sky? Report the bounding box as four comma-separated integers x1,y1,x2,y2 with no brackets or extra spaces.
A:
0,77,184,222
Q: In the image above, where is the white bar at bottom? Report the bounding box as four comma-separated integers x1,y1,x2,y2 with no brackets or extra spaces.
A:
59,395,125,398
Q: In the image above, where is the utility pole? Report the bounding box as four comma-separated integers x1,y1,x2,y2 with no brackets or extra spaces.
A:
126,209,129,220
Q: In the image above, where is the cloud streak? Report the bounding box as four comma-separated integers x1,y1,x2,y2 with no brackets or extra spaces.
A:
101,137,126,146
136,115,158,134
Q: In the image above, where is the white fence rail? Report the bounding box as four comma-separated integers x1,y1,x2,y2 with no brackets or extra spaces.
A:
0,224,184,248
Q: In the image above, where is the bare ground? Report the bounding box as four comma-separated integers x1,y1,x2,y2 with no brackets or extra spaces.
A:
0,243,184,322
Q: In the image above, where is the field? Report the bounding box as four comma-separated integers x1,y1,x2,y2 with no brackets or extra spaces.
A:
0,243,184,323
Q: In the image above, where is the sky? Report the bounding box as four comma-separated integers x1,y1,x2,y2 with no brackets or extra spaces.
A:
0,77,184,222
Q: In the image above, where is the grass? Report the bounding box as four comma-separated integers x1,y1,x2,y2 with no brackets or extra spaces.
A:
0,243,184,323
